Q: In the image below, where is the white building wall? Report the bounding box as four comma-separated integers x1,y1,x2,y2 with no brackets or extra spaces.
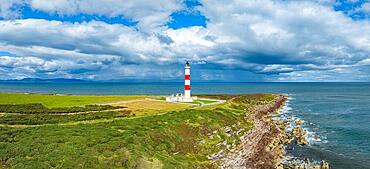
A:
185,69,190,75
184,90,191,98
185,80,190,85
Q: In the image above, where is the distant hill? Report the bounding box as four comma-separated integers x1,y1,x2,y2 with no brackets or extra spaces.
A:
0,78,89,83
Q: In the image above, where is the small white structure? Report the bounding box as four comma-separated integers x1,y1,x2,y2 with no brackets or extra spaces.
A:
165,61,197,103
166,93,197,103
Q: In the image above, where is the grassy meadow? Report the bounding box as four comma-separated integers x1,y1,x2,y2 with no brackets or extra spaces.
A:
0,93,277,169
0,93,150,108
110,100,192,116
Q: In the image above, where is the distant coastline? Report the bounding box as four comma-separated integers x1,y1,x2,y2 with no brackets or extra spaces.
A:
1,78,369,84
0,78,89,83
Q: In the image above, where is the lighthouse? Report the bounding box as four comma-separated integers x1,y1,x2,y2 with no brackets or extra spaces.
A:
184,61,191,100
165,61,196,102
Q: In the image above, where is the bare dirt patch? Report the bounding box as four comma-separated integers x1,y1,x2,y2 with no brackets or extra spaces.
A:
110,99,192,116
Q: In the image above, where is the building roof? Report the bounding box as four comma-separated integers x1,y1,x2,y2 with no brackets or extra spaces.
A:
185,61,190,67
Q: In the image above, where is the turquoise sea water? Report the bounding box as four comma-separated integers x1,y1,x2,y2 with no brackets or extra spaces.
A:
0,82,369,169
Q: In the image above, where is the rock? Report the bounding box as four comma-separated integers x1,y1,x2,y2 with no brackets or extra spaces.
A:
235,128,244,135
321,161,330,169
216,141,227,147
292,126,309,145
217,95,290,168
275,120,285,125
207,150,224,160
296,135,309,145
224,127,232,133
295,120,304,125
288,159,330,169
293,126,303,136
276,163,284,169
293,127,307,137
295,163,305,169
283,132,294,144
278,124,286,131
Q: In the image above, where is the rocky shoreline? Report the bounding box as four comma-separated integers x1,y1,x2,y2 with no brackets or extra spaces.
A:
217,94,329,169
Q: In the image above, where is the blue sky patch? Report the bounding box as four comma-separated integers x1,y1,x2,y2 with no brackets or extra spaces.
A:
334,0,368,19
0,51,16,57
167,10,207,29
167,0,207,29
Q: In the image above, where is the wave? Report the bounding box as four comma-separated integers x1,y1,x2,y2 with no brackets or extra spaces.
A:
274,95,327,145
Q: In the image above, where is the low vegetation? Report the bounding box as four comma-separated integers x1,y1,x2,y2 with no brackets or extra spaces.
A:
0,104,123,114
0,111,130,125
0,93,278,169
0,93,150,108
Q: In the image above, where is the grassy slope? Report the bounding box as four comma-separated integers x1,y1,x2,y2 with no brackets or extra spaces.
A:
0,94,277,169
0,93,150,108
0,112,127,125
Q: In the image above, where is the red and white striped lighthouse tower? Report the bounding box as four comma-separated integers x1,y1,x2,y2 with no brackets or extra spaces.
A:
184,61,191,99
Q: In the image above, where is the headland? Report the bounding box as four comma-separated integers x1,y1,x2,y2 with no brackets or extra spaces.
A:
0,93,327,168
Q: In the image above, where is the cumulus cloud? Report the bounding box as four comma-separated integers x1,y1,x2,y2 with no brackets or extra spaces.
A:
29,0,184,31
1,0,184,31
0,55,61,79
0,19,167,62
197,0,370,80
0,0,370,81
0,0,25,19
0,19,210,80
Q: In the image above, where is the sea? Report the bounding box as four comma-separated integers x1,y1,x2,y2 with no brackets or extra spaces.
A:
0,82,369,169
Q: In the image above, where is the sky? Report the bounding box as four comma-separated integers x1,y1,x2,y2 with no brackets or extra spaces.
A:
0,0,370,82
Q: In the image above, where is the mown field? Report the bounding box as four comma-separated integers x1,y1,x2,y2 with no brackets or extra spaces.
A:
110,100,192,116
0,93,277,169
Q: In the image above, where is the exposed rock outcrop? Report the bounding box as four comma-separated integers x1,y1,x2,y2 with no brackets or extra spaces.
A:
285,159,330,169
292,126,309,145
216,95,329,169
218,95,288,169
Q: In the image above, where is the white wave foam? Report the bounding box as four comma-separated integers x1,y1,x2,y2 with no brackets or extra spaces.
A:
276,96,327,145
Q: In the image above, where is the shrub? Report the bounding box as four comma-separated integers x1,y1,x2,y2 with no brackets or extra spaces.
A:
0,103,125,114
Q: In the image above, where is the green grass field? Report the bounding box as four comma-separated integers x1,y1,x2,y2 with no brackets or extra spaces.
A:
0,93,277,169
191,99,219,105
0,93,150,108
